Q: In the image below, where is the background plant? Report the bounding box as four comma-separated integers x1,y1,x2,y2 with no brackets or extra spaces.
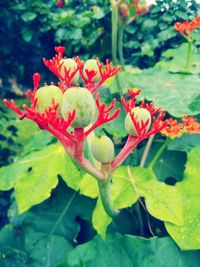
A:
0,0,200,266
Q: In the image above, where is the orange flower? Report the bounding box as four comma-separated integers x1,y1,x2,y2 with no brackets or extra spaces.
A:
174,16,200,37
162,116,200,138
161,118,183,138
182,116,200,134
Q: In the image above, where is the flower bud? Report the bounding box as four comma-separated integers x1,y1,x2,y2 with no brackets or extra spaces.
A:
60,58,79,83
125,107,151,136
35,85,63,113
90,135,115,163
61,87,96,128
83,59,101,82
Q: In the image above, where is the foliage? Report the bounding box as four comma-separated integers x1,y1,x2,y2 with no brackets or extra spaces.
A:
165,146,200,250
65,233,200,267
0,0,200,266
0,0,199,85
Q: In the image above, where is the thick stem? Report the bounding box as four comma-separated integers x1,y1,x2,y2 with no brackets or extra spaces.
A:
71,128,106,180
186,40,192,70
112,136,139,168
98,179,120,217
118,22,125,70
74,154,106,181
140,135,155,167
149,138,170,169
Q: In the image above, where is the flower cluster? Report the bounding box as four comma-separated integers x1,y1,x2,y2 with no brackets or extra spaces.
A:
43,46,120,93
174,16,200,38
118,0,151,24
161,116,200,138
4,47,165,181
4,47,166,217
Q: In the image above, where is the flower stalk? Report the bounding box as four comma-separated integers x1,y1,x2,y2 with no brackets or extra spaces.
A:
98,178,120,218
186,39,192,70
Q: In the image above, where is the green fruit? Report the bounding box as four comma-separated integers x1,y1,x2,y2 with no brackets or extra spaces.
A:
83,59,101,82
125,107,151,136
61,87,96,128
91,135,115,163
35,85,63,113
60,58,79,83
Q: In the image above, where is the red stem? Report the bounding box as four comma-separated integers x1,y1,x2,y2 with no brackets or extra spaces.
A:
112,135,140,168
74,154,106,181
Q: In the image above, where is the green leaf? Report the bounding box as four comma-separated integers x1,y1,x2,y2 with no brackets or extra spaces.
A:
129,167,184,226
92,197,112,239
80,167,139,237
21,28,33,42
92,6,104,19
66,233,200,267
26,232,72,267
20,130,54,157
111,167,138,209
157,27,177,41
104,66,141,94
188,94,200,112
82,166,183,237
168,133,200,152
2,182,95,266
21,182,95,244
156,43,200,74
133,70,200,117
0,143,82,213
21,12,37,22
101,102,127,138
165,146,200,250
141,43,154,57
153,150,186,182
0,224,29,267
79,174,98,199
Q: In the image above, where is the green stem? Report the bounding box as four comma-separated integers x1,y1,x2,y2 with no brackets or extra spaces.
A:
186,40,192,70
98,179,120,218
149,138,170,169
140,135,155,167
110,0,122,95
135,202,144,236
110,0,118,66
118,22,125,70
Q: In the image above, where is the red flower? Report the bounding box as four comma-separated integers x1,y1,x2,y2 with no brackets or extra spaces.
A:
55,0,64,8
119,0,151,23
174,16,200,37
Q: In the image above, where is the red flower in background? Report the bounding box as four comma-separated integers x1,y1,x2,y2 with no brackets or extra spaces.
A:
119,0,152,24
162,116,200,138
174,16,200,37
55,0,64,8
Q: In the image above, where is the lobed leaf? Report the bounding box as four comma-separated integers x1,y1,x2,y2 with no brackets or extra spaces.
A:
165,146,200,250
0,143,83,213
66,233,200,267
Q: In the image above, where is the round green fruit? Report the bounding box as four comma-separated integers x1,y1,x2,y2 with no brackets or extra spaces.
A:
61,87,96,128
35,85,63,113
60,58,79,83
83,59,101,82
91,135,115,163
125,107,151,136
